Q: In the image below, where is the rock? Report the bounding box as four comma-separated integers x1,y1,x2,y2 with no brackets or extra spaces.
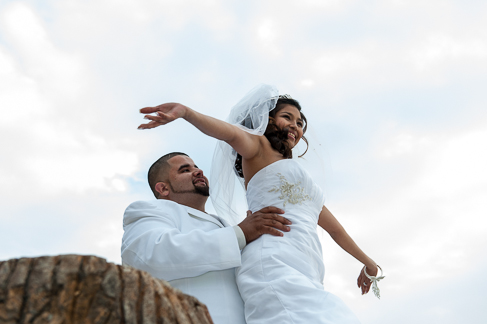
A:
0,255,213,324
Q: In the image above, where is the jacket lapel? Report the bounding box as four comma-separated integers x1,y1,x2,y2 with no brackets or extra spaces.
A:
215,216,232,227
185,207,224,228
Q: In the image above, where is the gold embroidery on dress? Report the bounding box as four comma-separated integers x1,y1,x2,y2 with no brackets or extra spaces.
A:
268,173,312,207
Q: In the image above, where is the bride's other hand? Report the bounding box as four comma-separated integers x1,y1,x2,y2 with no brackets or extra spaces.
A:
357,265,378,295
138,103,189,129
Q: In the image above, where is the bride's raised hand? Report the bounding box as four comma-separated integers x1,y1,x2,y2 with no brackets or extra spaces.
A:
138,103,189,129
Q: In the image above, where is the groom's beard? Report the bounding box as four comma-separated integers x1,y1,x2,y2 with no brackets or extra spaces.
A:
168,181,210,197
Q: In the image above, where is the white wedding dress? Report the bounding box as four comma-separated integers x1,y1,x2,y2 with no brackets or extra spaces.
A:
236,159,360,324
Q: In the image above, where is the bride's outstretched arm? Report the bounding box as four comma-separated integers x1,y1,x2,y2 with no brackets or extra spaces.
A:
138,103,262,159
318,205,378,295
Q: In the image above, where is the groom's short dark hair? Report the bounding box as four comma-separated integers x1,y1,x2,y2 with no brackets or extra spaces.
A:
148,152,188,198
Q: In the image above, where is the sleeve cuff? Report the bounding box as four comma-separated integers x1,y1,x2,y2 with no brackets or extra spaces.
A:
233,225,247,250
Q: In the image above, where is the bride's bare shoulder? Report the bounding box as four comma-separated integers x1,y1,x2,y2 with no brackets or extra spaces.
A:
242,139,283,187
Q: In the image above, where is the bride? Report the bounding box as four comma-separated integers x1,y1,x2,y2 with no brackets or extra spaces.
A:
138,84,382,324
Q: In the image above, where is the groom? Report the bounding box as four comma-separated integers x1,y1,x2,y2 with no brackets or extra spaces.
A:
121,152,290,324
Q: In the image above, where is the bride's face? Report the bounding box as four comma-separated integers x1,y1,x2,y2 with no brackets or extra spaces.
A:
273,104,304,148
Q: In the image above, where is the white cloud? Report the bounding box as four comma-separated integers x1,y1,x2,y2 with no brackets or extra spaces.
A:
409,34,487,72
322,123,487,321
0,50,46,123
51,0,235,44
315,50,372,79
333,123,487,288
24,129,139,194
300,0,351,9
1,3,86,99
300,79,315,87
257,19,276,43
379,133,433,158
0,3,140,198
254,18,281,56
417,127,487,197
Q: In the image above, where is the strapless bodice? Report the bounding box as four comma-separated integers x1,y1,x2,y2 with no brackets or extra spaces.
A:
244,159,326,284
246,159,325,232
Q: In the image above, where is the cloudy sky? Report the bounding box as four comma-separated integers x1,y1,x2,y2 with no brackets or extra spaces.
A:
1,0,486,322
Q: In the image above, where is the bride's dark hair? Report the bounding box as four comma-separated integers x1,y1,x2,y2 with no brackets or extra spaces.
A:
234,95,308,178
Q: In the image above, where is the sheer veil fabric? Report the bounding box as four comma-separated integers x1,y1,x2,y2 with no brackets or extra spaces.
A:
210,84,327,225
210,84,278,225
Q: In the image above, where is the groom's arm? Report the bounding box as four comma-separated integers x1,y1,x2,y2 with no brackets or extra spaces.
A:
121,200,240,281
121,201,289,281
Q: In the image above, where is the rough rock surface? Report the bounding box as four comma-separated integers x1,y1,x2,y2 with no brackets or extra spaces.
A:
0,255,213,324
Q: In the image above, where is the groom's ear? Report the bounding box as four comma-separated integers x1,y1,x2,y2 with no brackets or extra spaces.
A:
155,182,170,198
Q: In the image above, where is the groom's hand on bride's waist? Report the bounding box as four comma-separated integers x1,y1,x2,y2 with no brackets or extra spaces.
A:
238,207,291,244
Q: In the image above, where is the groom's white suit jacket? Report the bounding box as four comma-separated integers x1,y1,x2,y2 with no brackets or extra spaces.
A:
121,199,245,324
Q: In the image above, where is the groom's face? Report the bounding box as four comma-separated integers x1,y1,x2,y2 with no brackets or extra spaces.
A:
166,155,210,196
